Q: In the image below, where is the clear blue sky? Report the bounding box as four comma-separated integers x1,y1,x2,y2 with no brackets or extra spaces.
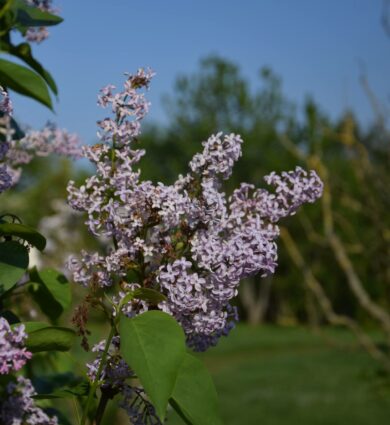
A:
9,0,390,144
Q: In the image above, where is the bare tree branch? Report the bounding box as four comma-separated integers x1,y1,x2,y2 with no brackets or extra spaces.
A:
281,227,390,371
240,276,273,325
279,132,390,353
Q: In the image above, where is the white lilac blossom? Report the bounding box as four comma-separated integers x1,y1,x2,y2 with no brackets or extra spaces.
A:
0,376,58,425
24,1,58,44
0,317,32,375
67,69,324,352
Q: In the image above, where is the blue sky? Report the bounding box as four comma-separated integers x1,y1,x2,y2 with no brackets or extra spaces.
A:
9,0,390,144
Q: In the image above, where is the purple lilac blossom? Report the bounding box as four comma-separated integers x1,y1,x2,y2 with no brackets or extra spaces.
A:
0,166,12,193
67,69,324,351
1,92,81,191
86,336,133,388
24,1,58,44
120,385,162,425
9,124,82,164
0,376,58,425
0,317,32,375
0,87,13,116
0,87,13,193
113,283,149,318
86,336,161,424
2,123,82,188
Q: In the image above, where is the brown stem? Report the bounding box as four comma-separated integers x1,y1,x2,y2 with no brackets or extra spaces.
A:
94,391,109,425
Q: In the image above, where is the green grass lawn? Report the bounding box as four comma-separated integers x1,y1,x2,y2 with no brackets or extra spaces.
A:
166,326,390,425
63,324,389,425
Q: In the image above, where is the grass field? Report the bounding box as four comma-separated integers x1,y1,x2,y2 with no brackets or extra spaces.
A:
73,324,390,425
166,326,390,425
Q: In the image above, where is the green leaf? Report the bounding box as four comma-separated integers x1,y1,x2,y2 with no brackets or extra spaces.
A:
0,222,46,250
133,287,167,304
170,353,223,425
26,326,75,353
0,41,57,94
11,0,63,27
33,381,90,400
120,311,186,420
44,408,72,425
30,371,84,395
118,291,135,309
21,321,50,333
29,268,71,321
0,241,29,294
0,310,20,324
0,58,52,109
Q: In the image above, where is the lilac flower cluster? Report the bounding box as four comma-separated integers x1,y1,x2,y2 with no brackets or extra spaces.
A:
8,123,82,164
1,88,81,193
68,69,323,352
0,377,58,425
0,318,59,424
0,166,12,193
0,86,13,116
0,318,32,375
86,336,133,388
189,131,243,179
0,87,13,194
24,1,58,44
1,122,82,188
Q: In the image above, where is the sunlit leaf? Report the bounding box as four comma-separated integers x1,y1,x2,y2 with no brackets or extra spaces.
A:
0,41,57,94
133,287,167,304
0,241,29,294
120,311,186,420
170,353,223,425
26,326,76,352
11,0,63,27
0,58,52,109
0,222,46,250
29,268,71,321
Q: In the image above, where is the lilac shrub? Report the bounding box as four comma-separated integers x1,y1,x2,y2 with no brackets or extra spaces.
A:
68,69,323,361
1,27,323,419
